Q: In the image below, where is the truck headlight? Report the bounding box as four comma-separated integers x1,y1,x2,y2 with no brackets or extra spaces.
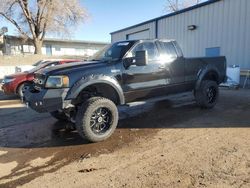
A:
45,76,69,88
3,77,16,84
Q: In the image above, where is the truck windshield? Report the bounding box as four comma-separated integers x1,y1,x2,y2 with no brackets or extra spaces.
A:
32,60,44,67
90,41,136,61
28,61,54,73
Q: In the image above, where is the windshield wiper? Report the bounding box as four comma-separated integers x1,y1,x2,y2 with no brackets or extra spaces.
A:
89,57,119,62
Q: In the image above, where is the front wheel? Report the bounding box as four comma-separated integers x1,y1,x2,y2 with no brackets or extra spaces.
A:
75,97,118,143
195,80,219,109
17,82,31,98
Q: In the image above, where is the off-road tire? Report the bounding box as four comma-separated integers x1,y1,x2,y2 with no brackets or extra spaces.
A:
75,97,118,143
50,111,69,121
195,80,219,109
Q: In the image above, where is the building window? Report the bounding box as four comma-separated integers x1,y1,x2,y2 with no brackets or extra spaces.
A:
206,47,220,57
55,46,61,51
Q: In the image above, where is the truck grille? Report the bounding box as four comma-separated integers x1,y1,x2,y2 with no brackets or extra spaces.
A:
33,74,46,91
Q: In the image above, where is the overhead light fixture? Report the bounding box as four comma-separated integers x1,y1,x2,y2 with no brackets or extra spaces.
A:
188,25,197,31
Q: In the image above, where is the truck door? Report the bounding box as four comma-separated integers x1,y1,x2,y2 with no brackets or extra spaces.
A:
156,41,185,86
122,41,168,102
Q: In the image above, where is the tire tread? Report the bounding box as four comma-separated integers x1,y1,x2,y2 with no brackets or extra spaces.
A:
75,97,118,142
195,80,219,109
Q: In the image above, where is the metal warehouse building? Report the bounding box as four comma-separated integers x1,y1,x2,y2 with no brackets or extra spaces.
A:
111,0,250,73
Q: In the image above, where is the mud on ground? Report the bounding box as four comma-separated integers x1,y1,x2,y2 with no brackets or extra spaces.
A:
0,89,249,187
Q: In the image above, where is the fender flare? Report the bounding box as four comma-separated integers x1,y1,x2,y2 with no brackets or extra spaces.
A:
16,80,33,94
195,65,220,90
66,75,125,105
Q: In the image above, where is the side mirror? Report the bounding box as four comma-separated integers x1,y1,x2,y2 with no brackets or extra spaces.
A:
135,50,148,66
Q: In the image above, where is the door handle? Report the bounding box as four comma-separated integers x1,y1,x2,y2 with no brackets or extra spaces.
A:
159,65,165,69
159,65,170,71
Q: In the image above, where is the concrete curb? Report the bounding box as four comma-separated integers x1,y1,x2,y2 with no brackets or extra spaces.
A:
0,100,21,106
0,103,25,109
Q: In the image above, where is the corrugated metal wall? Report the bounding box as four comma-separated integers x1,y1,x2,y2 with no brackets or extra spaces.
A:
111,0,250,69
111,22,156,43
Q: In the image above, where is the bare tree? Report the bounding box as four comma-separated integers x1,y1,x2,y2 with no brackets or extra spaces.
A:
165,0,203,13
0,0,88,54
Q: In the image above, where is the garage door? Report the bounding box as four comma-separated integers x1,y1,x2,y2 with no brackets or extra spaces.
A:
127,29,150,40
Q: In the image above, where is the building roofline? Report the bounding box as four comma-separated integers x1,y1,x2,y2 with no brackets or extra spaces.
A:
4,35,109,45
110,0,221,35
44,38,109,45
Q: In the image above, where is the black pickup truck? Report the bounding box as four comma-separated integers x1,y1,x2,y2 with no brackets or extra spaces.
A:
24,39,227,142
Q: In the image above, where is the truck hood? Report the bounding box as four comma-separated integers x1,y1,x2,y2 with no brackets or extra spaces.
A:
5,72,28,79
36,60,105,75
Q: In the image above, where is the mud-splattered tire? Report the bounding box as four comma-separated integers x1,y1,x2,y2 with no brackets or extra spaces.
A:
50,111,69,121
195,80,219,109
75,97,118,143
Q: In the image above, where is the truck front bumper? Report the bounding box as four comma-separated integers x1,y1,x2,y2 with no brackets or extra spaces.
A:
1,82,16,95
24,88,71,113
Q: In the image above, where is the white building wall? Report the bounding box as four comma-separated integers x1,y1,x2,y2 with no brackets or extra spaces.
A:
4,38,107,57
43,43,100,56
48,47,98,56
111,22,156,42
111,0,250,69
41,46,46,55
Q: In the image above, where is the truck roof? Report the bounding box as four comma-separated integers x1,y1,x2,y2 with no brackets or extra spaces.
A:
115,39,176,44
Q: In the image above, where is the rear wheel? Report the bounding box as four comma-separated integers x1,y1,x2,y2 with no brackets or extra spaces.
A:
75,97,118,143
195,80,219,109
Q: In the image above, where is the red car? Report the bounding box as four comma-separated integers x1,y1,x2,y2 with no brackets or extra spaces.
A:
2,59,81,97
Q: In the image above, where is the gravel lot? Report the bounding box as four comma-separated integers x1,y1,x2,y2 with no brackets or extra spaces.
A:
0,89,249,188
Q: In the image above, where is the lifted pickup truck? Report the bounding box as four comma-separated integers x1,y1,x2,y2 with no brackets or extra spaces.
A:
24,39,227,142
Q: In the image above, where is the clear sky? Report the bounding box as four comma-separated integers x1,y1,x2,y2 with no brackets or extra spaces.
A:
77,0,167,42
1,0,167,43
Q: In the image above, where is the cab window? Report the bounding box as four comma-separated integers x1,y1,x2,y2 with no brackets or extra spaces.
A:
158,41,178,59
130,42,159,61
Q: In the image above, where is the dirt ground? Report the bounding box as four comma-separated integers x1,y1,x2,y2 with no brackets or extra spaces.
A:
0,89,249,188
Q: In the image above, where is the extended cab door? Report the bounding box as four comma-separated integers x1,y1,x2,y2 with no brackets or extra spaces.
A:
156,41,185,87
122,41,169,102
